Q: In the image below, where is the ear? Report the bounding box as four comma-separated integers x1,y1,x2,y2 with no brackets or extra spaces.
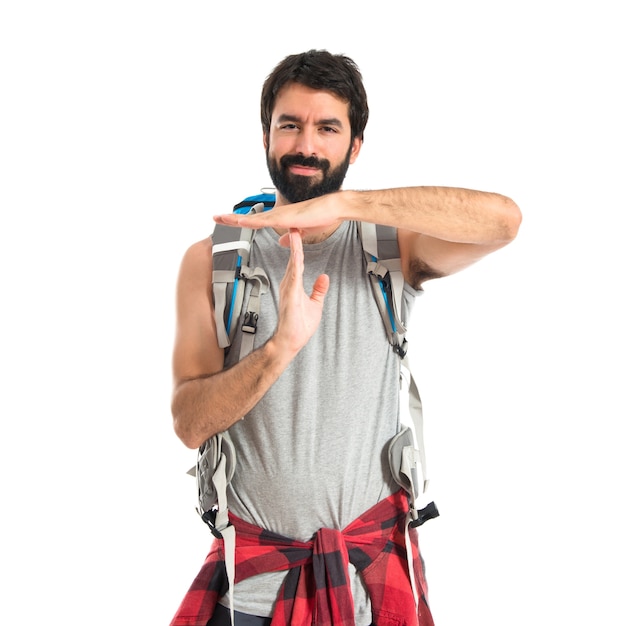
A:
263,131,269,151
349,137,362,164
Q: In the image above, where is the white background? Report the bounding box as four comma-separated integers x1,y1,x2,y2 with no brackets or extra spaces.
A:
1,1,624,624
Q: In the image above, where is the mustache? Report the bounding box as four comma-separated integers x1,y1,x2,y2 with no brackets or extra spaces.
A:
280,154,330,172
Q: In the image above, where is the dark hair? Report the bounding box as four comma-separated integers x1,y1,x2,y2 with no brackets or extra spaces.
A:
260,49,369,142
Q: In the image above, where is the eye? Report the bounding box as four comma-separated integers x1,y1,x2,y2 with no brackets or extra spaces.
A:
280,123,299,131
320,126,338,134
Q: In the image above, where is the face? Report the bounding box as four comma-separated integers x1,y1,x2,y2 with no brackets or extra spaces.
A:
264,83,362,204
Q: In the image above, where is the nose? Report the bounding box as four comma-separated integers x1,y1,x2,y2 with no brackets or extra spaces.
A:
294,125,317,156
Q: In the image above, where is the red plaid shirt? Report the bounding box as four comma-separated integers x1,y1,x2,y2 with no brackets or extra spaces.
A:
170,490,434,626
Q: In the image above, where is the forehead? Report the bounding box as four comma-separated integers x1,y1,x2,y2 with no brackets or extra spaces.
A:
271,83,350,123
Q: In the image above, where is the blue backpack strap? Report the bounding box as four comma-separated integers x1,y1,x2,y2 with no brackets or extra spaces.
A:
358,222,408,356
359,221,439,528
233,192,276,213
195,193,276,625
211,194,275,353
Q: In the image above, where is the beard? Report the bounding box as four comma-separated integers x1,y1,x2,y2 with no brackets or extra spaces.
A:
266,147,352,204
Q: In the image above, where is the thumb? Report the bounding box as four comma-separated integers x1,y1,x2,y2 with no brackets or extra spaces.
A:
310,274,330,304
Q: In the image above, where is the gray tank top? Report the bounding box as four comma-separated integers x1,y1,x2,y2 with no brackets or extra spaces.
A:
221,221,418,622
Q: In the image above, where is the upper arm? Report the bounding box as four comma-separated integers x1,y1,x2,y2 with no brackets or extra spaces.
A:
172,237,224,389
397,230,514,289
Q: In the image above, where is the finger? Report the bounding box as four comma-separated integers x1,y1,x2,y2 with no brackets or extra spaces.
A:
213,214,240,225
288,228,303,258
283,229,303,284
213,213,265,228
310,274,330,304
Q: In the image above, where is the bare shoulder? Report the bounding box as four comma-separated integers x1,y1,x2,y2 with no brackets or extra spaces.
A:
181,236,213,270
177,236,214,290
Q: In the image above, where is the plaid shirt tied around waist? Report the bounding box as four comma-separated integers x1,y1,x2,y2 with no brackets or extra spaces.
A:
170,490,434,626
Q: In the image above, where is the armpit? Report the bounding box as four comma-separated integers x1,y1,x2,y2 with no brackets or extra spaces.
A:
408,257,445,290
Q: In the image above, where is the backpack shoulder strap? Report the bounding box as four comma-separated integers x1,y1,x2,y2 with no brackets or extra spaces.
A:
358,222,408,356
194,192,275,625
359,220,438,527
232,191,276,213
211,194,275,355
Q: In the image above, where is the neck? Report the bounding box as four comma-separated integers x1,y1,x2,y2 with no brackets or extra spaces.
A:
273,222,342,245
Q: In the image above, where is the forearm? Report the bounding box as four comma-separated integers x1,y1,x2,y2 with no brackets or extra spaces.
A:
341,187,521,244
172,336,294,449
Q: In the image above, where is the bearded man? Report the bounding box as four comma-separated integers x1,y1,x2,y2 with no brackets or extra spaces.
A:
169,49,521,626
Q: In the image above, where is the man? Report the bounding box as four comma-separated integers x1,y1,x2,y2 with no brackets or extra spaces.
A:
170,50,521,626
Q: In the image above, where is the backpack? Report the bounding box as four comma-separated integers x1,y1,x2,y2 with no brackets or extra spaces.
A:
190,191,439,619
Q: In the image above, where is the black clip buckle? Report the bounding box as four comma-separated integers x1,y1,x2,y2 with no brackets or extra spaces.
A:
242,311,258,334
409,501,440,528
394,338,408,359
201,508,227,539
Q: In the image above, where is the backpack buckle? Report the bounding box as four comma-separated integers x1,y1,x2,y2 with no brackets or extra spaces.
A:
200,508,229,539
409,501,440,528
242,311,258,334
394,338,408,358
